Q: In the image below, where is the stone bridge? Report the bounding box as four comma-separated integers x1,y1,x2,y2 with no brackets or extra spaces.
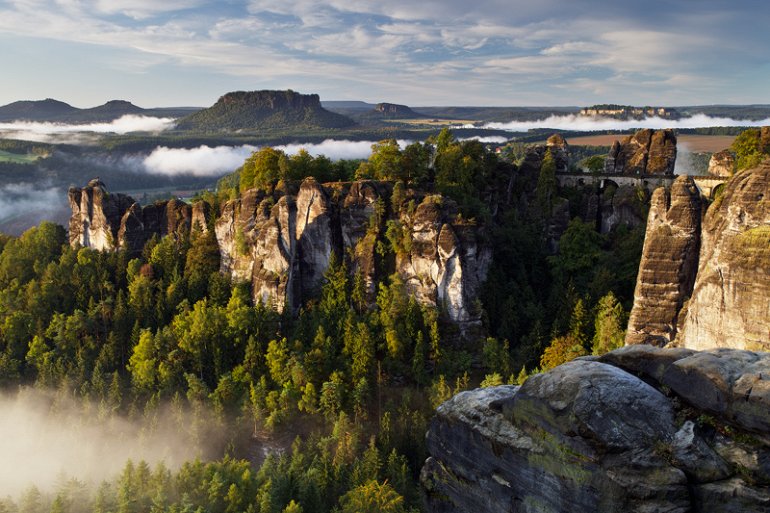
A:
555,173,727,198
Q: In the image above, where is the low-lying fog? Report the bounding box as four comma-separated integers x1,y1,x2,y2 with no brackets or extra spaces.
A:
476,113,770,132
0,115,176,143
0,388,221,498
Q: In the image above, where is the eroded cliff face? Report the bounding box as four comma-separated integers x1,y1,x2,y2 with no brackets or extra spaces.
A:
68,178,490,328
708,150,735,177
423,345,770,513
604,128,677,175
214,178,490,320
396,196,491,329
677,163,770,351
625,159,769,350
68,179,195,252
625,176,702,346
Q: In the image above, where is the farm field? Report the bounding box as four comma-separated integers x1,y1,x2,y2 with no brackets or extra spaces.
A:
565,134,736,153
0,150,40,164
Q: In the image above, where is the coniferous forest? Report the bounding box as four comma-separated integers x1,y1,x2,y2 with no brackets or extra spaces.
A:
0,130,643,513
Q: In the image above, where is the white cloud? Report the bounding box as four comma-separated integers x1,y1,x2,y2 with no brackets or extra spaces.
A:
141,139,414,177
142,144,257,176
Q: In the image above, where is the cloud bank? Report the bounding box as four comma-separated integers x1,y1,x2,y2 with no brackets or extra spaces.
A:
141,139,413,176
478,114,770,133
0,115,175,142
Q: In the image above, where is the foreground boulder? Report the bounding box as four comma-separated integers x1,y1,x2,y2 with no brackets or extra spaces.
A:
422,346,770,512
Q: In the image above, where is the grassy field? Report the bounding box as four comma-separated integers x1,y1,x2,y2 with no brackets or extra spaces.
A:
565,134,736,153
0,150,40,164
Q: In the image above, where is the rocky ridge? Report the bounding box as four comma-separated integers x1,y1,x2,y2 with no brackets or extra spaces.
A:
422,345,770,513
68,178,490,329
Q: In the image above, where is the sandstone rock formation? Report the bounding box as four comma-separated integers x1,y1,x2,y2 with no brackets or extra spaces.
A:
677,163,770,351
422,345,770,513
68,178,135,251
68,180,201,253
396,195,491,328
214,178,490,321
625,176,702,345
545,133,569,173
708,150,735,177
604,128,677,175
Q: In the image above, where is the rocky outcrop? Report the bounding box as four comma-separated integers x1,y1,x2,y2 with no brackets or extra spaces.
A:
677,163,770,351
422,345,770,513
68,178,135,251
396,196,491,329
708,150,735,177
373,102,420,118
625,176,702,345
604,128,677,175
68,179,200,253
545,133,569,173
214,179,490,320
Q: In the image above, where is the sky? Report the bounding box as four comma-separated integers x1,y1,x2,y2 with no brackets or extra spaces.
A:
0,0,768,108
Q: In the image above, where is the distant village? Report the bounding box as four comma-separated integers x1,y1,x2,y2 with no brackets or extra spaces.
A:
580,104,680,120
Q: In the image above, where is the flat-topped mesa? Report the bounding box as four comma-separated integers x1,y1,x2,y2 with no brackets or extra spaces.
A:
625,175,702,346
604,128,677,175
677,162,770,351
68,180,205,253
176,89,355,130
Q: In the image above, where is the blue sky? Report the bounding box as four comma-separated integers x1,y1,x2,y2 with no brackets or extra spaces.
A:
0,0,768,107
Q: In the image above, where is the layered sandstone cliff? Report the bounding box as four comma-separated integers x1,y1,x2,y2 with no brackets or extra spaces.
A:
422,345,770,513
213,178,490,322
68,179,195,252
626,159,769,350
677,163,770,351
67,178,490,328
625,176,702,345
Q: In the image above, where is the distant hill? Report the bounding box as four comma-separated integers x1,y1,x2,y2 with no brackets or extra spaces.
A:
0,98,201,123
0,99,79,122
176,90,355,131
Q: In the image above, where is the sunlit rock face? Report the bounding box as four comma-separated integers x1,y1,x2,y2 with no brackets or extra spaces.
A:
625,175,702,346
708,150,735,177
68,178,135,251
215,179,490,320
604,128,677,176
68,179,197,253
624,159,769,351
422,346,770,513
68,178,490,328
677,163,770,351
395,195,490,332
